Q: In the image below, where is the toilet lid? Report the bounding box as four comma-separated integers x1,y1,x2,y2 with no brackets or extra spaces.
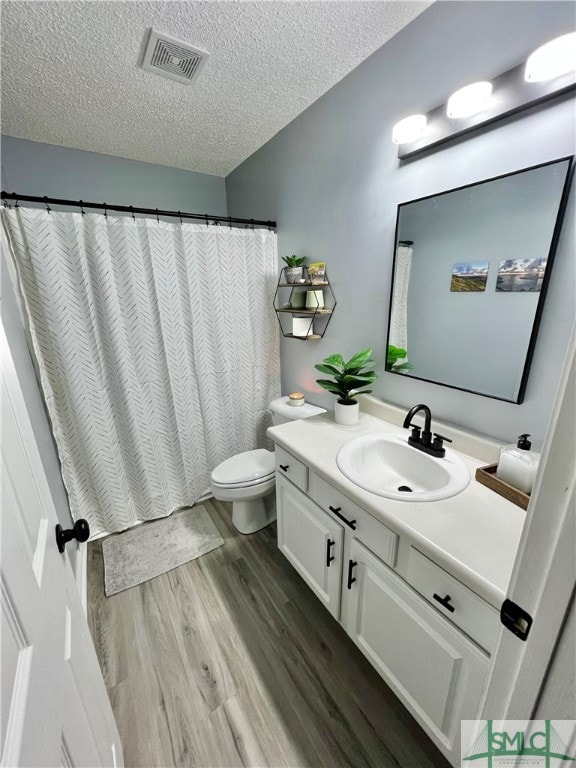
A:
212,449,275,486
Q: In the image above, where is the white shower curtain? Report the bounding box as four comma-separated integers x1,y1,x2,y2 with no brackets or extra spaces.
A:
389,241,413,353
3,207,280,535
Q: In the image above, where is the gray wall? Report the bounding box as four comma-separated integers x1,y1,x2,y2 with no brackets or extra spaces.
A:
1,136,226,213
1,137,227,564
226,1,576,449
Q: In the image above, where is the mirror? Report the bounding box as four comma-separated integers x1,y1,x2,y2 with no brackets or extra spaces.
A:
386,156,574,403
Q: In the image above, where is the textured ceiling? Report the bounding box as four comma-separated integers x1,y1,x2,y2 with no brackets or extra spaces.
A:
1,1,430,177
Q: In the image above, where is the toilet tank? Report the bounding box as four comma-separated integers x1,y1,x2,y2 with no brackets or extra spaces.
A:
269,396,326,425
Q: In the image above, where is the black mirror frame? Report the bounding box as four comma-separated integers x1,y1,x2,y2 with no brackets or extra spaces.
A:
385,155,575,404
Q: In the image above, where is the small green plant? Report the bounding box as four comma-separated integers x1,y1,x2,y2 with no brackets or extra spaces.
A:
315,348,378,404
387,344,414,373
282,255,306,268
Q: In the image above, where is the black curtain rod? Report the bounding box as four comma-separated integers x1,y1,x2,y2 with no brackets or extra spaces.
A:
1,192,276,229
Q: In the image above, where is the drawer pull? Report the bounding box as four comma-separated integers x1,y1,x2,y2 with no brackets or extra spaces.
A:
326,538,335,567
347,560,358,589
279,464,290,472
329,505,357,530
433,593,455,613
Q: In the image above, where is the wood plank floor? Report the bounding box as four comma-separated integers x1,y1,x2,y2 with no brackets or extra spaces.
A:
88,499,451,768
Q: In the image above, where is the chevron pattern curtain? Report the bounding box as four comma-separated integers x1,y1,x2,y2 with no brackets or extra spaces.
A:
3,207,280,535
389,242,413,352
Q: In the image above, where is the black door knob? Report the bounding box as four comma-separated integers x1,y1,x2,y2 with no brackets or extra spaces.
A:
55,519,90,553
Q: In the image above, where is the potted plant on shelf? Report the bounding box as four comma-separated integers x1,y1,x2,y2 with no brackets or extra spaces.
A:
282,255,306,284
315,348,378,425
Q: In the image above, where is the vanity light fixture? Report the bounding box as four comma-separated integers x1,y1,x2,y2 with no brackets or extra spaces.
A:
525,32,576,83
446,81,493,119
392,114,427,145
395,31,576,158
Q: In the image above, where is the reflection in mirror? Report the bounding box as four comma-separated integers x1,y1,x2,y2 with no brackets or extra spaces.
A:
386,157,573,403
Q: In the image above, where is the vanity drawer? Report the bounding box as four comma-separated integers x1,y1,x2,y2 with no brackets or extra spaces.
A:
310,473,398,568
275,446,308,492
407,548,499,653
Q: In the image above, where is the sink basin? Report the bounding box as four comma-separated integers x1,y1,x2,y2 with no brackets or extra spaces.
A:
336,433,470,502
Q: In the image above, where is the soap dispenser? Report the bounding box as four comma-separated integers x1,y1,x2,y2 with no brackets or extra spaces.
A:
496,434,540,495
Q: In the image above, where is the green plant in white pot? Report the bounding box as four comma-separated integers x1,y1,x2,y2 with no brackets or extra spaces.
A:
282,255,306,284
315,348,378,425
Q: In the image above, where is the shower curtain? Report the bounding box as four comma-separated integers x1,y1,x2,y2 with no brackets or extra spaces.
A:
3,207,280,535
389,241,414,354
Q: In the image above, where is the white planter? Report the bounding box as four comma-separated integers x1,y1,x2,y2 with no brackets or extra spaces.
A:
335,399,359,426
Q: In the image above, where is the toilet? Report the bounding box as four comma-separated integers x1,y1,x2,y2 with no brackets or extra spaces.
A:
210,396,326,534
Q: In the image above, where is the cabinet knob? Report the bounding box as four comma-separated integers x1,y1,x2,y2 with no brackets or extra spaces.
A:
279,464,289,472
326,538,335,567
329,505,357,530
347,560,358,589
433,593,455,613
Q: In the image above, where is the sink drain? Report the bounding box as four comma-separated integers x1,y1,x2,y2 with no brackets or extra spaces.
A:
397,485,413,492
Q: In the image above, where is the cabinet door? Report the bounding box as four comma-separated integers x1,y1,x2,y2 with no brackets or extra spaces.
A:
276,474,344,619
342,539,488,764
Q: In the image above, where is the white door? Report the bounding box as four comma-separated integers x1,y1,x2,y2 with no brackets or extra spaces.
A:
276,474,344,618
1,323,123,768
480,325,576,719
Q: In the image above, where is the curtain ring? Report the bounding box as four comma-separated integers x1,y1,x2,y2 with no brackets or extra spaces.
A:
205,214,209,227
228,216,232,229
103,202,107,218
130,206,135,221
156,208,159,223
250,218,255,230
79,200,85,216
43,196,51,214
178,211,183,224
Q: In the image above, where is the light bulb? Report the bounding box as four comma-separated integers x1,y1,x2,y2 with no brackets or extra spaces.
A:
447,81,493,118
525,32,576,82
392,114,427,145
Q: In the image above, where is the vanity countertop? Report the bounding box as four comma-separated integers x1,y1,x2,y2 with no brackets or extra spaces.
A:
268,410,527,609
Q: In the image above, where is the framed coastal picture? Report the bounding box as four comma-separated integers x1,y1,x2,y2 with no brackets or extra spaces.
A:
450,261,489,292
496,258,547,292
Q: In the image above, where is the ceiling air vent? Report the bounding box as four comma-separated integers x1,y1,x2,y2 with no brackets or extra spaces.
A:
140,29,209,85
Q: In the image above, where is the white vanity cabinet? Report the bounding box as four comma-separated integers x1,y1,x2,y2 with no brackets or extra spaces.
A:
342,539,489,757
275,446,494,766
276,473,344,618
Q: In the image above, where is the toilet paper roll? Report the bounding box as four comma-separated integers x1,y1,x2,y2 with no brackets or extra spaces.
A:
292,317,314,337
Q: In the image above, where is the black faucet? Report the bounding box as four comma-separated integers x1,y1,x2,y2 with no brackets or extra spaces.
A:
402,403,452,458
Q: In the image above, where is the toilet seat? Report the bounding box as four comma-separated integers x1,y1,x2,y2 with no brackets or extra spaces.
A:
212,474,275,490
211,449,275,488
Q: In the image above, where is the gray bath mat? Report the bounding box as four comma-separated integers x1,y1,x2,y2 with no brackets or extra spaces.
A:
102,505,224,596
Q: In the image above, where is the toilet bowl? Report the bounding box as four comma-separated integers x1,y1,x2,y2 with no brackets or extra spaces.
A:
211,449,276,534
210,397,326,534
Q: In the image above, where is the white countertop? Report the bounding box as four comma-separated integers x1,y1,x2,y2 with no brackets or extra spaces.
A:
268,409,527,608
